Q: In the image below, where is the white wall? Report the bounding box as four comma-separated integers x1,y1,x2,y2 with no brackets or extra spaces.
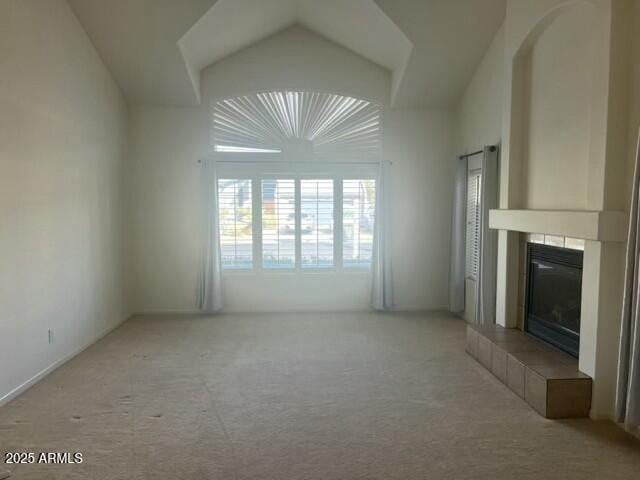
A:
521,3,594,210
385,109,454,310
630,0,640,191
483,0,637,419
0,0,129,402
454,24,505,322
128,27,455,313
200,26,390,106
455,25,505,153
128,107,207,312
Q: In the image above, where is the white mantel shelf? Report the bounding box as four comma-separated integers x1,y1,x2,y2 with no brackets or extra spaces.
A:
488,209,627,242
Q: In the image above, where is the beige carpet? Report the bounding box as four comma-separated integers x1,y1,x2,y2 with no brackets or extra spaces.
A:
1,312,639,479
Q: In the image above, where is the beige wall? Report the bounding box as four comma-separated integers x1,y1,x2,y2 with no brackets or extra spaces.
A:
0,0,129,402
455,24,505,322
455,25,505,154
128,28,456,313
385,108,455,310
201,26,390,107
521,3,594,210
474,0,637,419
629,0,640,191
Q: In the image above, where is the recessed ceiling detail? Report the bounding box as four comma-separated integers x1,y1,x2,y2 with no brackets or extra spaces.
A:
213,91,382,157
70,0,505,107
179,0,412,106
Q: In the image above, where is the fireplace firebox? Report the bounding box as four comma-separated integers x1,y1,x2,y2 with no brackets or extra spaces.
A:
525,243,583,357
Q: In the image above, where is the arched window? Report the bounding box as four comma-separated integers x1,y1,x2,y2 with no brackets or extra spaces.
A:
211,90,381,272
212,90,382,158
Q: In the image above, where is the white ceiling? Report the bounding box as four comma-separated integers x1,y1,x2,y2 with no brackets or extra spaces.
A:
69,0,505,107
68,0,216,106
374,0,506,107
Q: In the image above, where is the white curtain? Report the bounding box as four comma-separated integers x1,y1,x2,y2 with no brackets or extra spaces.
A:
616,130,640,432
198,159,224,312
449,157,468,314
474,146,499,324
371,161,393,310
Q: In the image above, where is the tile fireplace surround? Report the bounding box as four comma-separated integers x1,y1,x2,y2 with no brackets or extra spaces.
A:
467,233,592,418
466,323,592,418
489,208,627,418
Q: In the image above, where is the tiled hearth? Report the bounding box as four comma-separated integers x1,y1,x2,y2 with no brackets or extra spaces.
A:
466,324,592,418
488,208,626,417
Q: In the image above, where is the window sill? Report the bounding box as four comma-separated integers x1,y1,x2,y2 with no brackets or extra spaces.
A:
222,268,371,277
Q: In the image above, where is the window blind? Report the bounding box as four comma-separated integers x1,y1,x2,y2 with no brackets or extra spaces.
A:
218,179,253,269
213,91,381,157
343,179,376,267
262,179,296,268
300,179,334,268
466,169,482,279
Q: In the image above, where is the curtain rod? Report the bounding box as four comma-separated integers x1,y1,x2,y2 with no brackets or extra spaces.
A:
458,145,497,160
198,158,391,166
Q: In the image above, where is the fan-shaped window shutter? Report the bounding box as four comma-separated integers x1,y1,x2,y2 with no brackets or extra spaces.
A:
212,91,382,273
213,91,381,158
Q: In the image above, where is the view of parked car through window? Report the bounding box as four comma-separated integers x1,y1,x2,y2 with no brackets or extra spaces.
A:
217,177,375,270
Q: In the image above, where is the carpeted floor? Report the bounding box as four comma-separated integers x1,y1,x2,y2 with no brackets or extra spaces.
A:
1,311,639,479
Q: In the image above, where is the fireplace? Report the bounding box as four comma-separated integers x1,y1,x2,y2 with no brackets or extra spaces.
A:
525,243,583,357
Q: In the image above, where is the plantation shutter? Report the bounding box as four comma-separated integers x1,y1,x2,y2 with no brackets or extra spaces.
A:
261,179,296,268
217,179,253,269
466,169,482,279
343,179,376,268
300,179,334,268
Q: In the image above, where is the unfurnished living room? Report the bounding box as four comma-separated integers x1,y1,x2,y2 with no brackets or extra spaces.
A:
2,0,640,478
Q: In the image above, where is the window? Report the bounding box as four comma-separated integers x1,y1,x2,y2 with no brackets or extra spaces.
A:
301,179,334,268
218,179,253,269
466,169,482,279
217,176,376,271
262,179,296,269
213,91,381,157
213,90,381,273
343,180,376,268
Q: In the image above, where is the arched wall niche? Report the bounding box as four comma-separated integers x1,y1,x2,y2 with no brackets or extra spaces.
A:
511,0,597,210
495,0,632,419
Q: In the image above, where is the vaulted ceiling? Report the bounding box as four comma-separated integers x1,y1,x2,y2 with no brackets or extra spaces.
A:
69,0,505,107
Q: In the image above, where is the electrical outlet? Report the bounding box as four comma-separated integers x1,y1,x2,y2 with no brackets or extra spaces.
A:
48,329,54,344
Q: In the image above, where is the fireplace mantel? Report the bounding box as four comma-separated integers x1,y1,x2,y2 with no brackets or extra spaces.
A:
492,208,627,417
488,209,626,242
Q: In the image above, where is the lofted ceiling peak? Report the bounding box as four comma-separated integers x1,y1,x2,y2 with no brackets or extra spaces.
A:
70,0,505,108
178,0,412,105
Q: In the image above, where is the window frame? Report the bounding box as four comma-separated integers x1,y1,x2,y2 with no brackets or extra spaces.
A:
215,159,377,274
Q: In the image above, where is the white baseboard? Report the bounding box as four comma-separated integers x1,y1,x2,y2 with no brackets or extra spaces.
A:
0,307,452,406
132,306,450,316
389,305,450,312
0,315,131,407
589,411,615,421
133,309,202,316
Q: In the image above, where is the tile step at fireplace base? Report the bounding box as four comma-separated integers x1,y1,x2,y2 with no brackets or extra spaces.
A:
466,324,592,418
